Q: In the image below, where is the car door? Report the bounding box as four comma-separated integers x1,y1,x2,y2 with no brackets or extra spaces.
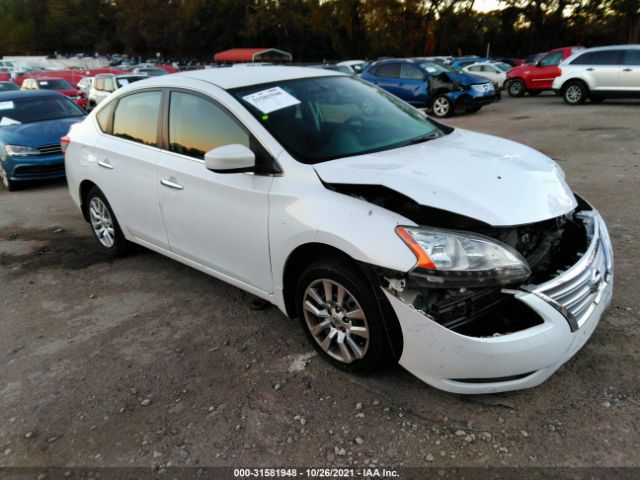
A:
398,63,429,105
581,50,624,91
155,90,273,293
93,89,169,249
620,49,640,92
370,63,404,99
528,51,564,89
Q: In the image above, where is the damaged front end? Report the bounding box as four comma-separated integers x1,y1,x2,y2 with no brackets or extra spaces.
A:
384,196,611,337
340,183,614,393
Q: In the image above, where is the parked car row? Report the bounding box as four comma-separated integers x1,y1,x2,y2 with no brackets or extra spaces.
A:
361,58,500,117
504,44,640,104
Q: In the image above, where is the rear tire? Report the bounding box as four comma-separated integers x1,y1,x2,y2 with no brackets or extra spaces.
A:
296,258,389,373
85,186,129,257
507,79,526,97
562,80,587,105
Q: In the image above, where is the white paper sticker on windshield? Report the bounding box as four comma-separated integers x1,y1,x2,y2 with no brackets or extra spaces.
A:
0,101,14,111
118,79,129,86
425,67,437,73
39,81,49,85
0,117,21,126
242,87,301,114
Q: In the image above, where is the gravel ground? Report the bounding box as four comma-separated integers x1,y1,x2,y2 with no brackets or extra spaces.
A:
0,95,638,475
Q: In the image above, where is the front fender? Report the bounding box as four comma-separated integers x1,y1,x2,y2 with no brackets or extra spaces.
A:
268,164,417,311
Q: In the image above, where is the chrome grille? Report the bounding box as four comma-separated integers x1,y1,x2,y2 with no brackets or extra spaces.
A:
36,143,63,155
533,212,612,329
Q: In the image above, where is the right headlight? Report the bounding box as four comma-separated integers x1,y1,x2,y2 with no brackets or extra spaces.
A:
396,226,531,287
5,145,40,157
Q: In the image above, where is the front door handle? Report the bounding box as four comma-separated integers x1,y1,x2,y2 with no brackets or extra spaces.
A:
586,67,595,71
97,158,113,169
622,68,633,72
160,177,184,190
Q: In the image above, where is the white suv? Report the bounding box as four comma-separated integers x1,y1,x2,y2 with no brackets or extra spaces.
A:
553,45,640,104
88,73,148,110
64,67,613,394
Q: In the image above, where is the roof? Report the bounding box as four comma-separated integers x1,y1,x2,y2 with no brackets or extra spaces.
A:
31,77,70,81
214,48,292,62
0,90,63,100
175,65,340,90
579,44,640,52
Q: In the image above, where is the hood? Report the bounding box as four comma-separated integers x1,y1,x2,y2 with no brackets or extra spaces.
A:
313,129,577,227
444,71,489,86
0,117,83,147
59,89,80,97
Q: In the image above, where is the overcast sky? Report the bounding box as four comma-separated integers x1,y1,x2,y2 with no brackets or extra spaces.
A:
474,0,503,12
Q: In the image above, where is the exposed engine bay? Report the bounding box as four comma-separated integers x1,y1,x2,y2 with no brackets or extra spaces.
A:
328,183,593,337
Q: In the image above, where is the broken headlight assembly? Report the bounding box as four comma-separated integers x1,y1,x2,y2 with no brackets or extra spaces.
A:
396,226,531,287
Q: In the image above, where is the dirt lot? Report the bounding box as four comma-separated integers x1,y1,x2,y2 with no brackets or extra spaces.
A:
0,95,638,475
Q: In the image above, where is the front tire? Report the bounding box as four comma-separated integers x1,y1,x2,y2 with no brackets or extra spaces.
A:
562,80,587,105
507,79,526,97
431,94,453,118
85,186,129,256
296,258,389,373
0,162,15,191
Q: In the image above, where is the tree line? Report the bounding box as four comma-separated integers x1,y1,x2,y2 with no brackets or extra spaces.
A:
0,0,638,61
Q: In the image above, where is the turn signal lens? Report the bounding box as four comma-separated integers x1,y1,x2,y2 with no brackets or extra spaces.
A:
396,226,437,269
60,136,70,154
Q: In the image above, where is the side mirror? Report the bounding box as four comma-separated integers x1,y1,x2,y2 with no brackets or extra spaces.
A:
205,144,255,173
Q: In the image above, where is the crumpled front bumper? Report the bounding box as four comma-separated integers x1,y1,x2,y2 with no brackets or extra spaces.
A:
386,210,613,394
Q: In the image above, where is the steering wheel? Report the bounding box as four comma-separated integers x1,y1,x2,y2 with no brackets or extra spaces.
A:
323,115,365,148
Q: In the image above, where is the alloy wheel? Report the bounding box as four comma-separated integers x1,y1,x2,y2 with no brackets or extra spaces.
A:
89,197,116,248
565,85,582,104
509,81,523,96
0,163,9,189
432,97,450,117
302,278,370,364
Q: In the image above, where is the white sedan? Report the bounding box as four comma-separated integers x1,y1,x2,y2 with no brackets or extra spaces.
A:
463,62,512,88
63,66,613,394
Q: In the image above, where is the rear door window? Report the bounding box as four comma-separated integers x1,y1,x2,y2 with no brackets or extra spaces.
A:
112,91,162,146
377,63,400,78
571,50,624,65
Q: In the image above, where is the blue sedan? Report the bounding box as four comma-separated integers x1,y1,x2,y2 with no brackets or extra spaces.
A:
0,90,85,191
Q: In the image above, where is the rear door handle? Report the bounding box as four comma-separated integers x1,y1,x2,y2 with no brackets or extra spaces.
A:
160,177,184,190
586,67,595,71
97,158,113,169
622,68,633,72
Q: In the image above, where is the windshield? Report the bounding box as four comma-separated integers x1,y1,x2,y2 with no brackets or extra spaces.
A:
38,79,73,90
417,61,452,75
0,96,85,125
231,76,444,164
0,82,19,91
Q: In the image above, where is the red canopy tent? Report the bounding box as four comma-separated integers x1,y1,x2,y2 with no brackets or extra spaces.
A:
213,48,292,63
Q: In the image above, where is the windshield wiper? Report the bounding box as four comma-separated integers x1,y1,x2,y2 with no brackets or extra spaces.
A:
408,131,442,145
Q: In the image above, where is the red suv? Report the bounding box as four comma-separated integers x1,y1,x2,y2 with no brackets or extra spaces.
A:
506,46,584,97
